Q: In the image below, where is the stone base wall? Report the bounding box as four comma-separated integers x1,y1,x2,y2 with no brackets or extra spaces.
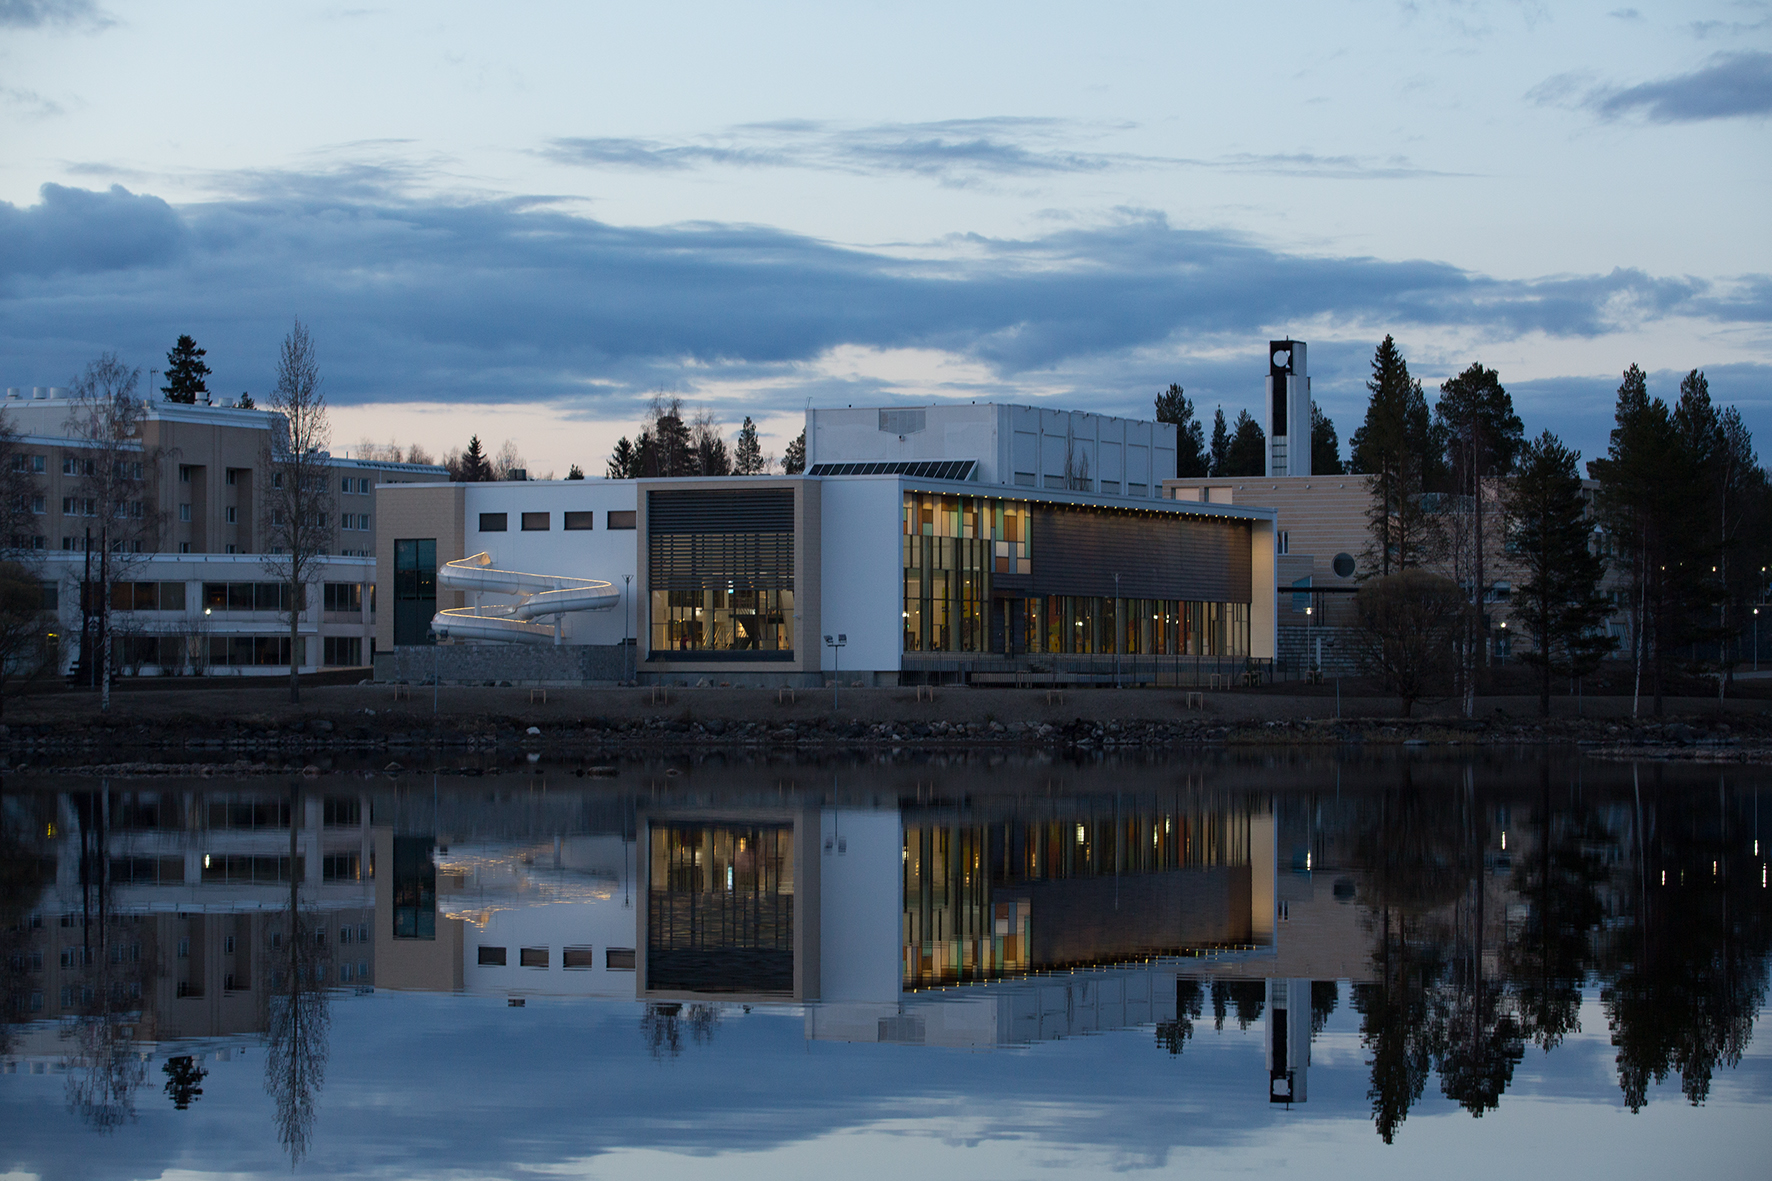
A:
376,643,632,685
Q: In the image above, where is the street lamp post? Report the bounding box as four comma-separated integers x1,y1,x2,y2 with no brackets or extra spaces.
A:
1113,572,1121,688
824,633,846,708
1755,606,1761,673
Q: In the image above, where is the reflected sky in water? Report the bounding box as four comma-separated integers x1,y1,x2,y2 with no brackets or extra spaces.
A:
2,751,1770,1178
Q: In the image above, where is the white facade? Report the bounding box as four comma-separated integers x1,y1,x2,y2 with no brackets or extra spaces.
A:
815,476,903,675
457,480,641,646
805,403,1177,499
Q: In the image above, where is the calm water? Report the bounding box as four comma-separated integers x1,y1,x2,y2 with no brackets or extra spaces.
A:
3,751,1770,1179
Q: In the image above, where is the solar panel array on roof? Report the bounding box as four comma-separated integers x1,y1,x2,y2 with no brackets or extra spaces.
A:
806,460,977,480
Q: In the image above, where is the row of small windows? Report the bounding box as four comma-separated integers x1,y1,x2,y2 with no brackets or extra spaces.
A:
476,945,635,970
478,510,636,533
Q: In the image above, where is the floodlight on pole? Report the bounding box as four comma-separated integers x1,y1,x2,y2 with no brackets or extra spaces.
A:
824,632,847,708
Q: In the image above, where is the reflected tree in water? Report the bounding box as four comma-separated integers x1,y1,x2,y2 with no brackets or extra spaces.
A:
262,784,331,1164
1210,980,1265,1032
1154,979,1205,1055
640,1002,721,1059
60,790,152,1133
1505,771,1609,1054
1310,981,1339,1035
1601,773,1771,1109
162,1055,207,1110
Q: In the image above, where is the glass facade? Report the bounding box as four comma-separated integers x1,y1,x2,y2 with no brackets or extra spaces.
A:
648,489,795,658
902,492,1249,657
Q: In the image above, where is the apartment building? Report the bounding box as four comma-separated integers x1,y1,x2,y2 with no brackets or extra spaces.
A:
1,386,448,675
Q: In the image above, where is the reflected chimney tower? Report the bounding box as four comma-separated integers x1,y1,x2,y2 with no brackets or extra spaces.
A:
1266,977,1311,1104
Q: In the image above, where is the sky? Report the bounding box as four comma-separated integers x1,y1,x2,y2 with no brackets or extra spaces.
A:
1,1,1769,477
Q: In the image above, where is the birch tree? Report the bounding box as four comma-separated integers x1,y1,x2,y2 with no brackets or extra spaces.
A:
259,320,334,704
65,354,162,712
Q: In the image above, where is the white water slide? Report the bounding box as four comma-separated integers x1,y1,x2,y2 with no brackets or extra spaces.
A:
430,552,619,645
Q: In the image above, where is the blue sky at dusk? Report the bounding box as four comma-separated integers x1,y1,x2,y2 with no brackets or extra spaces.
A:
2,1,1768,475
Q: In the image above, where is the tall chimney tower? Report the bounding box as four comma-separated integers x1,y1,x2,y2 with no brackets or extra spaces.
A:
1266,340,1310,477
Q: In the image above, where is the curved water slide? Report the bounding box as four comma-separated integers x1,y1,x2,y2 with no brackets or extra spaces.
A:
430,552,619,645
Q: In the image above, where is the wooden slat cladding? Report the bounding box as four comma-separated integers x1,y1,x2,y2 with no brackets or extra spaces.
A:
1030,507,1251,602
648,488,794,535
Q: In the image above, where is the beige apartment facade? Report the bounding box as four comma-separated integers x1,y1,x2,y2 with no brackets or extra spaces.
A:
1,387,447,675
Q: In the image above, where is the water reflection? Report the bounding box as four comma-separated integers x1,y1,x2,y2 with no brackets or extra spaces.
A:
1,753,1769,1173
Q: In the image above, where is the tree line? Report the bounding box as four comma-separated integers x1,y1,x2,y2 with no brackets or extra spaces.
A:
605,396,799,478
1154,382,1345,478
1324,336,1770,716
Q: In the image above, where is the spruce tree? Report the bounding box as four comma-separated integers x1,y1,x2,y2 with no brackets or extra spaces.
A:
1224,410,1266,476
1310,404,1344,474
1208,408,1230,476
782,428,806,474
1155,384,1209,477
161,335,211,403
566,464,584,480
459,435,493,482
1506,431,1614,715
606,437,636,479
734,416,766,475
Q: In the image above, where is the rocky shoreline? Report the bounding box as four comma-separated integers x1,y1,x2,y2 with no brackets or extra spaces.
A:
3,710,1767,776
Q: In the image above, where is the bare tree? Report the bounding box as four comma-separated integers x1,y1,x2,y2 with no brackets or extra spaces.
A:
492,438,527,480
64,354,164,712
0,409,46,552
259,320,334,704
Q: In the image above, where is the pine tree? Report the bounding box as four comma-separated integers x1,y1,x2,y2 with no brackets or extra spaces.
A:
1311,404,1344,474
161,335,211,403
1435,361,1523,710
565,464,584,480
237,391,255,410
606,437,636,479
782,428,806,475
1155,384,1209,477
1208,408,1230,476
1506,431,1614,715
734,416,766,475
1588,364,1682,714
1349,337,1446,575
1224,410,1266,476
690,410,731,476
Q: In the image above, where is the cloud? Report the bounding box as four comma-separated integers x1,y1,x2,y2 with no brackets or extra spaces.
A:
542,120,1457,184
1539,51,1772,122
0,0,107,28
1,85,63,118
0,178,1761,459
0,183,186,278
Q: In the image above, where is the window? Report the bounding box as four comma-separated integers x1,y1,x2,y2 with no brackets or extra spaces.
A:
323,796,361,826
272,472,283,489
479,512,508,532
607,510,636,530
393,539,437,645
11,454,44,474
323,636,363,666
224,935,236,954
563,511,595,531
342,477,352,493
1277,530,1289,555
226,469,237,486
521,512,549,531
179,542,191,554
519,947,549,968
562,946,595,969
648,489,795,657
62,496,96,517
324,582,363,612
322,853,360,880
225,506,237,524
477,946,507,966
62,457,94,477
179,503,191,522
179,465,192,484
29,495,43,515
605,947,635,971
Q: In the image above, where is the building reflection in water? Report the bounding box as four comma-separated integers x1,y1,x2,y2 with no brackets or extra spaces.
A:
2,760,1769,1148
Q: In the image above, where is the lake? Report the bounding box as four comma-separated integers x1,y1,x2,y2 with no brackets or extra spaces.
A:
2,749,1768,1179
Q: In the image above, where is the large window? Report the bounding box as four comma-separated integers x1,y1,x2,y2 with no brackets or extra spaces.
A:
901,491,1250,658
393,538,436,645
201,582,300,612
648,490,794,658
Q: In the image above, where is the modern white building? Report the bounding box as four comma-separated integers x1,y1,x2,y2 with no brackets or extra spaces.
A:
376,402,1278,686
1265,340,1311,478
